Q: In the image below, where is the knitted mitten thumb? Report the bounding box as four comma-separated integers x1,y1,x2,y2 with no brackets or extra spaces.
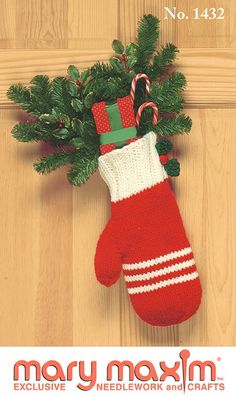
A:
95,222,122,287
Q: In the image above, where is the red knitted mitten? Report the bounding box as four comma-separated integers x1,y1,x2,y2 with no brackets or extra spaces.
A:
91,100,202,326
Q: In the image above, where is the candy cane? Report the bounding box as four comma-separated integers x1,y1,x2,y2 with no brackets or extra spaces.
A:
130,73,150,104
136,102,158,127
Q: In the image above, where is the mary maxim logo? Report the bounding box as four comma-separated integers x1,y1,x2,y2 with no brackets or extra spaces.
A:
13,349,225,392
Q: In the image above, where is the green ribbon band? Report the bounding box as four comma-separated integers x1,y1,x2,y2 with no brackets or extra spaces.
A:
100,127,137,145
107,103,123,131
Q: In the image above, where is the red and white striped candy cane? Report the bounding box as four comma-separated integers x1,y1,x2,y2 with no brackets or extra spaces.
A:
136,102,158,127
130,73,150,104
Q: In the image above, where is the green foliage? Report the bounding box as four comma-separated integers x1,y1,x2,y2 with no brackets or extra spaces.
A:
7,14,191,184
7,84,32,112
67,65,80,81
51,77,76,117
153,115,192,136
34,150,78,174
150,72,187,113
149,43,179,79
125,43,137,56
30,75,52,114
7,76,53,116
67,149,99,186
136,14,160,70
34,148,98,185
11,122,41,142
162,72,187,93
112,40,124,54
81,69,90,83
70,137,85,148
71,98,83,112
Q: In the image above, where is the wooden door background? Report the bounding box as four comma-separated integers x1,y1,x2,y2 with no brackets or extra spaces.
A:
0,0,236,346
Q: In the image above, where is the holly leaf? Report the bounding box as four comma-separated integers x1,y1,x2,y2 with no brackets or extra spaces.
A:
70,137,85,148
81,69,90,83
53,128,69,139
128,56,138,69
72,118,83,134
39,113,56,123
112,39,124,54
68,81,79,97
84,93,95,109
109,57,124,72
125,43,137,56
71,98,83,112
67,65,80,81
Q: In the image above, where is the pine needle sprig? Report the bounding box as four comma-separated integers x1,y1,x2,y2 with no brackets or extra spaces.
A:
7,84,34,114
51,77,77,118
136,14,160,68
153,115,192,136
148,43,179,79
33,150,79,174
67,148,99,186
12,122,41,142
161,71,187,93
29,75,53,114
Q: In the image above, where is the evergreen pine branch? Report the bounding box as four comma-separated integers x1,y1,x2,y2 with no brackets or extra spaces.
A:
162,71,187,93
7,84,34,113
33,150,78,174
51,77,77,117
12,122,41,142
67,149,98,186
150,73,187,113
7,77,53,116
153,115,192,136
149,43,179,79
150,72,187,103
158,94,184,113
136,14,160,68
90,62,117,78
29,75,53,114
85,76,129,103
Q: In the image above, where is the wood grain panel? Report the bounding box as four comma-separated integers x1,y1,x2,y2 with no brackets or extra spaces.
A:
178,49,236,106
176,0,236,48
0,108,41,345
0,0,118,49
0,49,235,107
0,0,68,49
178,108,236,346
68,0,118,49
119,0,236,48
35,167,74,346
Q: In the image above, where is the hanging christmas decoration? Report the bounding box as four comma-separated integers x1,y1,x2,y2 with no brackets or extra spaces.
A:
7,14,202,326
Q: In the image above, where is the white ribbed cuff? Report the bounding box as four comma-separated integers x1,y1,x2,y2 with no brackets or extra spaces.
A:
98,132,167,202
